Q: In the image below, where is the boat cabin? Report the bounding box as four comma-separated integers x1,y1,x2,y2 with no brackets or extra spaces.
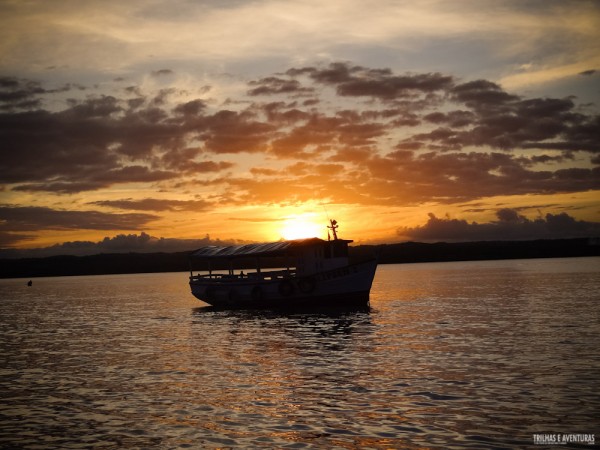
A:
190,237,353,281
295,238,351,276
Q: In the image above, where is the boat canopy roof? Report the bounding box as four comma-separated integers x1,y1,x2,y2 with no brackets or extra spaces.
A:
191,237,352,259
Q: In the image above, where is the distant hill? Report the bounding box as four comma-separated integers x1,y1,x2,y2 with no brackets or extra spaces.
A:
350,238,599,264
0,238,598,279
0,251,193,279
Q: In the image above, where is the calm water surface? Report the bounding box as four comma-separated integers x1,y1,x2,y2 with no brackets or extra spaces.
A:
1,258,599,449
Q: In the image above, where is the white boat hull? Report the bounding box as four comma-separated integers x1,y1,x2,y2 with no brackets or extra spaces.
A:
189,259,377,309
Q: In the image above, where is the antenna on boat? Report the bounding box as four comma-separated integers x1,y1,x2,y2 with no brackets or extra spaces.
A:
327,219,339,241
322,204,335,241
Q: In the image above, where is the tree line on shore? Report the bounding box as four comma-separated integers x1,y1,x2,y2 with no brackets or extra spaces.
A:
0,238,598,279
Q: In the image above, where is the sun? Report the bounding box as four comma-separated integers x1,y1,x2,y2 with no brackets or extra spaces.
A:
280,215,324,240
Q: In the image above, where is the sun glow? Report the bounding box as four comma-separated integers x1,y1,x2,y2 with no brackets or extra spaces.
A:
280,215,324,240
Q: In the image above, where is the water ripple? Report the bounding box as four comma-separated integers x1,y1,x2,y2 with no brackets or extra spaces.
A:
1,259,599,448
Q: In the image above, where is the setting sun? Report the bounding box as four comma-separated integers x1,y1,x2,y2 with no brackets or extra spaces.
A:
280,215,324,240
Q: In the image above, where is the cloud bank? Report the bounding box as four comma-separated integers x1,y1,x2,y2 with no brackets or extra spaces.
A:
1,63,597,194
1,61,599,248
0,232,246,259
399,209,600,242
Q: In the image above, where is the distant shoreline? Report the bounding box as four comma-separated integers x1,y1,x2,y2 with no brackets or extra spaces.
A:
1,238,598,279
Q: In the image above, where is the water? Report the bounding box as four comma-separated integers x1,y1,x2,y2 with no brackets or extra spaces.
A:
1,257,598,449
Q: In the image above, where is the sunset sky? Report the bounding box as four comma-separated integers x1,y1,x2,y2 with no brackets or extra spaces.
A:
1,0,599,256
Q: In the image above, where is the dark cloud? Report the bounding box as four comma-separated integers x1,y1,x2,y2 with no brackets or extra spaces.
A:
0,77,44,110
91,198,211,212
151,69,175,77
0,205,159,247
450,80,519,111
0,231,34,248
0,85,236,192
247,77,313,96
335,72,453,99
12,166,178,193
0,232,248,258
174,99,206,116
212,142,598,208
402,86,600,153
423,110,475,127
200,109,275,154
0,76,72,111
361,151,600,205
270,63,600,159
579,69,596,76
258,101,311,124
398,209,600,241
0,63,598,211
65,95,122,118
168,158,234,174
268,111,385,158
286,63,453,100
0,205,158,231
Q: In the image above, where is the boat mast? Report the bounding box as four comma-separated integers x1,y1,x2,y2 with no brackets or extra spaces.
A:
327,219,339,241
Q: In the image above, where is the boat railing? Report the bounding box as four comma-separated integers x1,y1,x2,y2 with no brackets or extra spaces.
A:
190,268,296,282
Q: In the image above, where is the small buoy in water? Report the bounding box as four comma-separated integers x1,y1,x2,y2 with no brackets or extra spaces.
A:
27,280,32,286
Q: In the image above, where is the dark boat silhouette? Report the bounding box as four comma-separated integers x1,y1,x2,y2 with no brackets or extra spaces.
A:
189,220,377,309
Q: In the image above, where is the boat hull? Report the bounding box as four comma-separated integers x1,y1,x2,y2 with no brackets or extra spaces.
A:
189,259,377,309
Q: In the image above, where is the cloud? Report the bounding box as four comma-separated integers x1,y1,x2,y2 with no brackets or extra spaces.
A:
0,205,158,231
0,63,598,210
289,63,453,100
90,198,212,212
2,0,598,97
401,82,600,153
0,205,159,247
201,109,276,154
151,69,174,77
0,76,72,111
1,2,598,249
398,209,600,242
173,99,207,116
423,110,475,128
247,77,313,96
13,166,180,194
0,231,34,248
359,151,600,205
450,80,519,111
0,231,249,258
0,77,44,110
0,83,235,192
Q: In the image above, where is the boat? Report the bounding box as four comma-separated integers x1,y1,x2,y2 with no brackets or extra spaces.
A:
188,220,377,309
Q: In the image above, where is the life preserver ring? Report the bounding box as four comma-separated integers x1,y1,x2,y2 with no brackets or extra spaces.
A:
278,279,294,297
298,277,316,293
251,285,264,302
